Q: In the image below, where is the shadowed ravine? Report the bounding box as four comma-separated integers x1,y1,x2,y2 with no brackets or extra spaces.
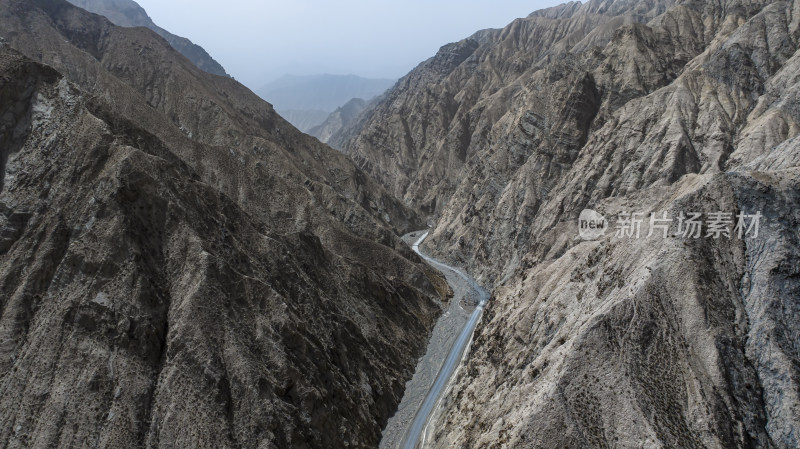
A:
380,231,490,449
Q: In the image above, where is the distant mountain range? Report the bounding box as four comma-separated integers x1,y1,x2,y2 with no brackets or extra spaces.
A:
257,74,395,132
65,1,391,136
65,0,229,77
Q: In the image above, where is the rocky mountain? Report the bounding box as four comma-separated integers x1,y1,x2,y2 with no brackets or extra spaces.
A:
65,0,230,77
0,0,451,447
310,97,368,144
258,75,395,132
336,0,800,447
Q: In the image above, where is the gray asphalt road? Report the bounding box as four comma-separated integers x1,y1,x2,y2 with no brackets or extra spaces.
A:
399,231,490,449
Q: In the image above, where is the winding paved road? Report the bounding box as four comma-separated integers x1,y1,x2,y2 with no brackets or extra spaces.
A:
400,231,490,449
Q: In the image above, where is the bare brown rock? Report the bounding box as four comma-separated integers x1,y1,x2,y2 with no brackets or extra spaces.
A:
339,0,800,447
64,0,230,77
0,0,448,447
310,98,369,145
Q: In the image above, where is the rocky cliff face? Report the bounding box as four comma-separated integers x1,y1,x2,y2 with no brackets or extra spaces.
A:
310,97,368,145
338,0,800,447
0,0,449,447
65,0,230,77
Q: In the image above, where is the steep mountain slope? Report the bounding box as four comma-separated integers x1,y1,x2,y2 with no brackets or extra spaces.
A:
0,0,448,447
310,97,368,144
258,75,395,132
65,0,230,77
337,0,800,447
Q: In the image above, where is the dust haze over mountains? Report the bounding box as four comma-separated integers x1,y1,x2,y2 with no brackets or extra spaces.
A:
257,74,395,132
131,0,564,89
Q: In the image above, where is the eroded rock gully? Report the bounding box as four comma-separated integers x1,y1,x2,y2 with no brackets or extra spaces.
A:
0,0,451,446
339,0,800,447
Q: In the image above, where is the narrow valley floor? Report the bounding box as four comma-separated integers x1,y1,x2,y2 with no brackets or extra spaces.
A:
380,232,488,449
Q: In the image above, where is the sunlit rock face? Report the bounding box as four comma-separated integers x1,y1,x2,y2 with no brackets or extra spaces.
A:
339,0,800,447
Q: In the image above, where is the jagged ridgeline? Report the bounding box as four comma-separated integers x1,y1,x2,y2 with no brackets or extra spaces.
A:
64,0,230,77
338,0,800,447
0,0,452,447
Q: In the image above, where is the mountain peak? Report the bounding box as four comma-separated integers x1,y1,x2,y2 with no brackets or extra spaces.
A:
65,0,230,77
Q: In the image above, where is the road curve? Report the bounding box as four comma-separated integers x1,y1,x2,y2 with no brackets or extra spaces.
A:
401,231,490,449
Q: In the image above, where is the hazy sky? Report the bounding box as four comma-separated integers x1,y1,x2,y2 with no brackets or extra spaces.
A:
135,0,565,90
